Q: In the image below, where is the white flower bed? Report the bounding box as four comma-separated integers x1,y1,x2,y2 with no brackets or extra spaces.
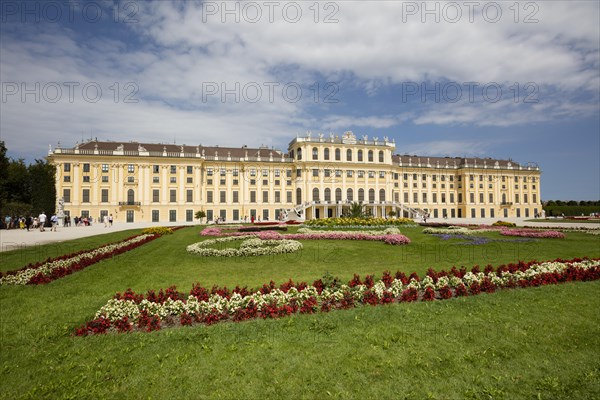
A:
186,235,303,257
422,226,475,235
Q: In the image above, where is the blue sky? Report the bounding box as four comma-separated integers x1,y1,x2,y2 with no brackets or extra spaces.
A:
1,0,598,200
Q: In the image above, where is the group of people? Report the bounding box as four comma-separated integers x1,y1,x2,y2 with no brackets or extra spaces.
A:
2,212,114,231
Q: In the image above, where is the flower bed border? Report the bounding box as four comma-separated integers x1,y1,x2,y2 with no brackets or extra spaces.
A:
0,227,184,285
74,257,600,335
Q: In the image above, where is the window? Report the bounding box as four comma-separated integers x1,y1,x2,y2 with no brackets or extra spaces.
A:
128,164,134,173
187,190,193,202
404,192,409,203
275,191,281,203
533,194,537,204
169,210,177,222
346,149,352,161
347,170,353,177
261,191,268,203
358,150,363,162
187,177,193,184
287,191,292,203
413,192,418,203
102,164,109,172
515,194,520,203
186,209,193,222
207,210,213,221
312,169,319,177
479,193,484,203
458,193,462,203
450,193,454,203
102,176,109,183
233,191,239,203
524,194,528,203
207,191,213,203
324,169,331,178
379,151,384,162
324,148,330,160
369,189,375,203
312,188,320,201
347,188,353,201
262,169,268,177
489,193,493,203
312,147,318,160
336,188,342,202
153,165,159,173
63,189,71,203
152,210,159,222
187,166,193,174
481,208,485,218
153,190,159,202
470,193,475,203
170,177,176,184
128,176,135,183
83,163,90,173
335,148,340,161
207,168,214,176
441,193,446,203
83,176,90,183
101,189,108,203
233,169,239,177
379,189,385,202
233,210,240,221
64,163,71,172
296,169,302,178
335,170,342,177
220,191,226,203
296,148,302,160
379,171,385,178
82,189,90,203
368,150,373,162
358,170,365,178
153,176,159,184
262,209,269,221
170,165,176,174
368,171,375,178
250,191,256,203
433,193,437,203
422,193,427,203
170,189,176,203
358,188,365,202
64,176,71,182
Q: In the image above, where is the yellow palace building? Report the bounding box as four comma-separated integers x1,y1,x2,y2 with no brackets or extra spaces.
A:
48,131,541,223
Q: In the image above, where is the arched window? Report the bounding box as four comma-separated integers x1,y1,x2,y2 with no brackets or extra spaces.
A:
358,188,365,202
335,148,341,161
296,188,302,205
347,188,353,201
335,188,342,202
379,189,385,202
312,188,320,202
312,147,318,160
369,189,375,203
368,150,373,162
379,151,384,163
290,150,294,159
324,148,330,160
502,193,506,204
346,149,352,161
297,148,302,160
358,150,363,162
324,188,331,202
127,189,135,203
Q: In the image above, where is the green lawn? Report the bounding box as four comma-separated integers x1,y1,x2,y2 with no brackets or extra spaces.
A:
1,226,599,399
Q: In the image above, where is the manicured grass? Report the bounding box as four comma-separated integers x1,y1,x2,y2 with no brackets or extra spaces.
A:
1,226,599,399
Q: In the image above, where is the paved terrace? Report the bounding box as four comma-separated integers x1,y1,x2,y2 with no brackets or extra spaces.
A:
0,218,598,254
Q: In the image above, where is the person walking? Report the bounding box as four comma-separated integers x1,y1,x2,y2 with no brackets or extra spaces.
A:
108,214,113,227
38,211,47,232
25,215,32,231
50,213,58,232
103,214,108,227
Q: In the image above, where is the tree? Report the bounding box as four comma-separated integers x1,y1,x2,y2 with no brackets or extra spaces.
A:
28,159,56,216
195,210,206,223
349,201,365,218
388,210,397,218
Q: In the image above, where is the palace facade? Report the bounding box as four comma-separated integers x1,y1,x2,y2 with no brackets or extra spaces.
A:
48,131,542,223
